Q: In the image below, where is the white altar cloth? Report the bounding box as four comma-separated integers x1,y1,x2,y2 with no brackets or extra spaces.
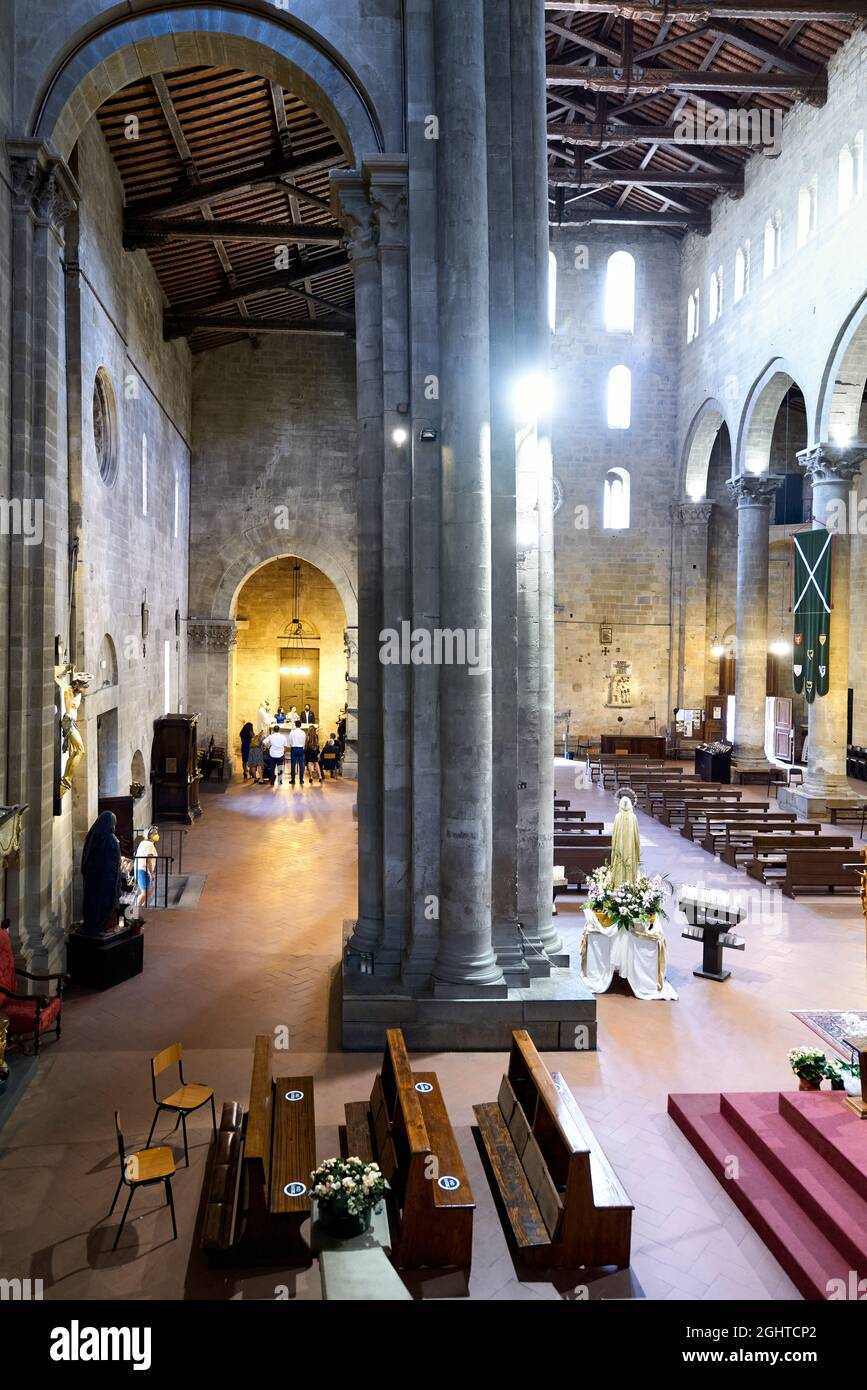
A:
580,908,678,1001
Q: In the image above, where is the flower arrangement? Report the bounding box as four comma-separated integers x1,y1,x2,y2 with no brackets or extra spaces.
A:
787,1046,828,1088
584,863,670,930
311,1156,388,1237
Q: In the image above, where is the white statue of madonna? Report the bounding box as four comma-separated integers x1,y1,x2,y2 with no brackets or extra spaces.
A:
610,794,641,887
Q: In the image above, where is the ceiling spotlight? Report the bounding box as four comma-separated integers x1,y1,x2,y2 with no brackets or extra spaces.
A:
392,427,408,446
710,640,726,658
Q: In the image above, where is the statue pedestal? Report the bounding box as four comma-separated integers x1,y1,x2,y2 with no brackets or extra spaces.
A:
67,927,144,991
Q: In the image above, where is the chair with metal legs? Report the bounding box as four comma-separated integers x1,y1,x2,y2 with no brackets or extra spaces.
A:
108,1112,177,1251
146,1042,216,1167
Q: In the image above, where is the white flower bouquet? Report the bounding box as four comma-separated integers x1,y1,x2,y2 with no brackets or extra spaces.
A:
311,1155,388,1234
585,862,670,930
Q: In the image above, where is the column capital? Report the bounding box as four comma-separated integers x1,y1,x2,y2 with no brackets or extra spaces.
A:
187,618,237,652
797,442,866,483
330,169,378,265
363,156,408,251
725,472,784,508
676,500,714,525
6,139,79,230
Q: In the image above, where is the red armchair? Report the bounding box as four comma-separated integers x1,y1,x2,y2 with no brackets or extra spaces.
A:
0,920,64,1055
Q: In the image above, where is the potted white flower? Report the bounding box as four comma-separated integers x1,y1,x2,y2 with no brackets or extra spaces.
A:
787,1046,827,1091
311,1155,389,1239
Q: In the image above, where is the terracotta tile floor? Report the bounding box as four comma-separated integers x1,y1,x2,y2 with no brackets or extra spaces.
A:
0,765,864,1301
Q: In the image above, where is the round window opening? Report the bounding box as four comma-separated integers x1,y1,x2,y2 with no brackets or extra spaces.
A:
93,369,118,486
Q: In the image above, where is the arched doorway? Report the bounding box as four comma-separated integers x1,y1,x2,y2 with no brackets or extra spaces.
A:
231,556,351,760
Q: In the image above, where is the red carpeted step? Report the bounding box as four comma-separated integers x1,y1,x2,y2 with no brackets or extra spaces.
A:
779,1091,867,1203
720,1091,867,1276
668,1092,853,1301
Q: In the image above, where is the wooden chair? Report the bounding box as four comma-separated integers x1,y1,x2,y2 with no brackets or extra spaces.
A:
109,1111,177,1251
474,1031,632,1269
146,1042,216,1166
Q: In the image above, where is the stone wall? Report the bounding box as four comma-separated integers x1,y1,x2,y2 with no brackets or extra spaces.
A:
188,334,358,756
233,557,349,753
550,227,681,743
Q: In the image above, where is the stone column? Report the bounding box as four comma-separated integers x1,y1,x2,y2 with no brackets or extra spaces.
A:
725,474,783,770
432,0,503,992
798,443,865,810
4,140,78,972
367,158,411,969
186,619,237,764
332,173,385,954
512,0,562,964
673,501,714,712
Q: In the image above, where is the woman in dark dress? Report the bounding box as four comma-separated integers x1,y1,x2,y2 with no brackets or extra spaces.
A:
81,811,122,936
239,721,254,779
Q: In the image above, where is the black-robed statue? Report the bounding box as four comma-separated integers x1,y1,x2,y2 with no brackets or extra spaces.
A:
81,811,122,936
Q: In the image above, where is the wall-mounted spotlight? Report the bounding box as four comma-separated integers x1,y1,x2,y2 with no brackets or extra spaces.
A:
392,427,408,446
419,426,438,442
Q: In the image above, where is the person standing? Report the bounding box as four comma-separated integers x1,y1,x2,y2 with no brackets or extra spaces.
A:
134,826,160,917
304,724,322,784
239,721,254,779
300,702,316,726
249,731,264,784
257,700,272,737
275,705,287,725
288,719,307,786
264,727,288,786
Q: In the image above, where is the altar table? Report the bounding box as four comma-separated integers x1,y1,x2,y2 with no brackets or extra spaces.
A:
580,909,678,1001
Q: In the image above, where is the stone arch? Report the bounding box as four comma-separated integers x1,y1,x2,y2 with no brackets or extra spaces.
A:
211,521,357,628
816,290,867,445
31,5,385,166
680,398,732,499
737,358,813,476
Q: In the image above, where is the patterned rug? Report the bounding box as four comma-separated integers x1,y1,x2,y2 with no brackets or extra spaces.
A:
792,1010,867,1059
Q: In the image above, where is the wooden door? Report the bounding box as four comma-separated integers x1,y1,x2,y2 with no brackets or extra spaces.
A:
773,697,793,763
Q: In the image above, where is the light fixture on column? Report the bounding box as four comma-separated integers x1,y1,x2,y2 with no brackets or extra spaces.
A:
279,561,312,678
513,371,553,424
392,426,408,446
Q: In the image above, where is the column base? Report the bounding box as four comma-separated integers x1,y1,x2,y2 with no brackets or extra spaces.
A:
731,752,772,774
342,955,596,1050
778,783,867,819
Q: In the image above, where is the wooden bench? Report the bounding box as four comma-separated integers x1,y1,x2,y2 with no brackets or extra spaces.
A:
200,1034,315,1266
716,821,821,866
681,805,779,842
829,804,867,836
656,791,743,826
556,841,613,893
779,846,860,896
645,782,725,813
474,1030,632,1269
600,759,665,788
553,808,587,823
554,822,606,840
354,1029,474,1271
744,838,854,887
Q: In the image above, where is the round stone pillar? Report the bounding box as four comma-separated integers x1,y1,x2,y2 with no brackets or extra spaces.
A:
432,0,502,991
798,443,865,806
726,474,783,770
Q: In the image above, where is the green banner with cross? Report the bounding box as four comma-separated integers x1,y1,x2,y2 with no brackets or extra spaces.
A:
791,530,833,704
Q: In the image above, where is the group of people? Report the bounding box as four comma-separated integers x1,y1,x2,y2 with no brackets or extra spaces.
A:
239,700,347,788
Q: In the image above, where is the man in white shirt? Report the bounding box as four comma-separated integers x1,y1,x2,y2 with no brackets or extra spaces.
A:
288,720,307,786
134,826,159,916
263,728,288,785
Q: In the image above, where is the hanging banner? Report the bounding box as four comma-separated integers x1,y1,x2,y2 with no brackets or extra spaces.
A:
791,530,833,704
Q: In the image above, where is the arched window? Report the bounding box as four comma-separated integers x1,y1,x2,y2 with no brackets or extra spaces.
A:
709,267,723,324
548,249,557,333
607,365,631,429
141,433,148,516
686,287,700,343
603,467,630,529
797,180,816,246
763,213,780,277
734,243,749,303
839,143,854,212
605,251,635,333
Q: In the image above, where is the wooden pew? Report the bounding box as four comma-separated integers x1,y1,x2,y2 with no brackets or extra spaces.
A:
600,758,665,788
556,841,612,893
656,791,743,826
200,1033,316,1266
716,821,821,867
359,1029,474,1271
554,823,606,840
744,838,854,888
645,782,725,814
474,1030,632,1269
781,846,860,897
680,804,777,841
554,808,587,823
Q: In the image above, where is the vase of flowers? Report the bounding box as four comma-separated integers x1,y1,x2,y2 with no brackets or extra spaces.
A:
788,1046,827,1090
584,863,670,932
312,1156,388,1239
